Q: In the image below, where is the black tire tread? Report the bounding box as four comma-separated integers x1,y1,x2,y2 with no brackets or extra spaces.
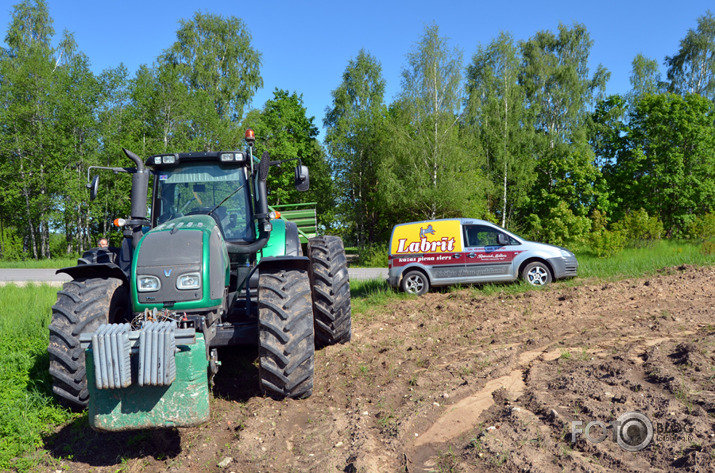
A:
48,277,128,411
307,236,352,347
258,268,315,399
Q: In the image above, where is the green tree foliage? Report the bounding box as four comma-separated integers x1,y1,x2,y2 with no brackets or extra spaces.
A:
608,93,715,235
0,4,268,258
666,10,715,99
242,89,335,228
465,32,534,228
6,5,715,260
519,23,610,226
525,200,591,247
590,94,629,170
612,208,664,247
630,54,665,99
380,24,487,223
0,0,88,258
162,12,263,123
324,50,388,245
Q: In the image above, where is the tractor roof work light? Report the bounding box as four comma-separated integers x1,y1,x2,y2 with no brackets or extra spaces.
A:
245,129,255,146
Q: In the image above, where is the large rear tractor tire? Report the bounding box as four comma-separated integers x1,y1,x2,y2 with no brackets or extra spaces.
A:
258,267,315,399
48,277,129,411
308,236,352,347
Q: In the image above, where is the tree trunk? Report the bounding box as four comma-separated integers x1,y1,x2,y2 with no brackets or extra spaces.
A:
19,160,38,259
501,88,509,228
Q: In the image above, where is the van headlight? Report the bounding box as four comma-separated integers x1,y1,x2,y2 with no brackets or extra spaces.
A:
137,275,161,292
176,272,201,290
560,249,574,257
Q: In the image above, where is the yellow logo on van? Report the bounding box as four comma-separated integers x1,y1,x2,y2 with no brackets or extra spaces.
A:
391,220,463,255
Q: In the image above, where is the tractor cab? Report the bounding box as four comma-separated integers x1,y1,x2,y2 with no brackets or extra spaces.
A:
149,155,255,242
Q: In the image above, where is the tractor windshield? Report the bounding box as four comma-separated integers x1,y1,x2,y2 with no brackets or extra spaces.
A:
154,165,254,241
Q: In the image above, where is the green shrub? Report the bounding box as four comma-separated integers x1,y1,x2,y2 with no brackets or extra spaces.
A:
688,213,715,254
0,226,24,261
613,208,663,247
357,243,388,267
525,201,591,246
688,213,715,240
587,228,627,258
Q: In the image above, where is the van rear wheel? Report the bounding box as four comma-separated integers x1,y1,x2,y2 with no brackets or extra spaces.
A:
401,270,429,296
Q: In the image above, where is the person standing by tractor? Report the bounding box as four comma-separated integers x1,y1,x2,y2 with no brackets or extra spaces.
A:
98,238,109,249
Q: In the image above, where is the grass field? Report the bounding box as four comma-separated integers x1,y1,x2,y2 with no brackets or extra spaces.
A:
0,284,76,471
2,240,714,470
577,239,715,278
0,258,78,269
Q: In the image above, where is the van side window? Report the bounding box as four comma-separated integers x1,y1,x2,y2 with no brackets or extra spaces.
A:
464,225,514,247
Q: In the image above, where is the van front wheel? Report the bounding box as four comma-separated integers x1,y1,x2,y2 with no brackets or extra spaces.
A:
522,261,552,286
401,271,429,296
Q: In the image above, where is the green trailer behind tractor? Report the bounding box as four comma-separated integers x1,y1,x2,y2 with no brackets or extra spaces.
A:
48,130,352,430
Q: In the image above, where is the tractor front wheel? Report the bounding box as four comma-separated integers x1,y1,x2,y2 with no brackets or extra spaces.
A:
308,236,352,347
48,277,128,411
258,267,315,399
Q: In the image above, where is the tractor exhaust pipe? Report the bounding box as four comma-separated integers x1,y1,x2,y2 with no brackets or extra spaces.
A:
123,148,150,249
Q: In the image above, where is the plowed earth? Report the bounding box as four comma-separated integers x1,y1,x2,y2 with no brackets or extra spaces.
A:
45,265,715,472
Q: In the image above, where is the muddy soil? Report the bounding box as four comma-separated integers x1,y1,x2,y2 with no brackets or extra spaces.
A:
43,265,715,472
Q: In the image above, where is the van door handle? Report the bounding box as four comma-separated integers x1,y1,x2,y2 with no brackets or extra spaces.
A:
468,253,477,258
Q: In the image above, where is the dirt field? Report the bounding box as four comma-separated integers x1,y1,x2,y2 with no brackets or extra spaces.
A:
45,265,715,472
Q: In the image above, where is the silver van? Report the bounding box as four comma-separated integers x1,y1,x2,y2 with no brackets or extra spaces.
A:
387,218,578,295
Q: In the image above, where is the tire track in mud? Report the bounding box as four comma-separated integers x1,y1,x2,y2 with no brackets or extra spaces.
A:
406,328,703,471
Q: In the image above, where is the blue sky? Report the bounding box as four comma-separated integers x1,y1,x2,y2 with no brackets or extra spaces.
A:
2,0,712,138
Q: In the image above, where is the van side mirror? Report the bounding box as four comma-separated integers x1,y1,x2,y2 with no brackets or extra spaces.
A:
295,165,309,192
87,175,99,201
497,233,509,246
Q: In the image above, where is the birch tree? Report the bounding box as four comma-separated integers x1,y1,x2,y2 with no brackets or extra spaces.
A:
324,50,387,245
382,24,486,223
465,32,534,228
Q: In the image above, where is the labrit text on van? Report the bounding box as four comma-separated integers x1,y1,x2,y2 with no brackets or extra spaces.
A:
396,237,456,254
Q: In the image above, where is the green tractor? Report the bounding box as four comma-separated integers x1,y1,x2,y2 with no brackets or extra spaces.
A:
48,130,352,430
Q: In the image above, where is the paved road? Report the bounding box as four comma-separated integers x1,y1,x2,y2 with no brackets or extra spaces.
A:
0,267,388,285
0,269,71,286
348,267,388,281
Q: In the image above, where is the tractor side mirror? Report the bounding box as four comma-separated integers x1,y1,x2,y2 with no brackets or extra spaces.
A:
295,165,309,192
87,175,99,201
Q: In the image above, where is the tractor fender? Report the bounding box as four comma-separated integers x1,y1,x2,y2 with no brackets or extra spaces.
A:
257,255,311,274
57,263,129,285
